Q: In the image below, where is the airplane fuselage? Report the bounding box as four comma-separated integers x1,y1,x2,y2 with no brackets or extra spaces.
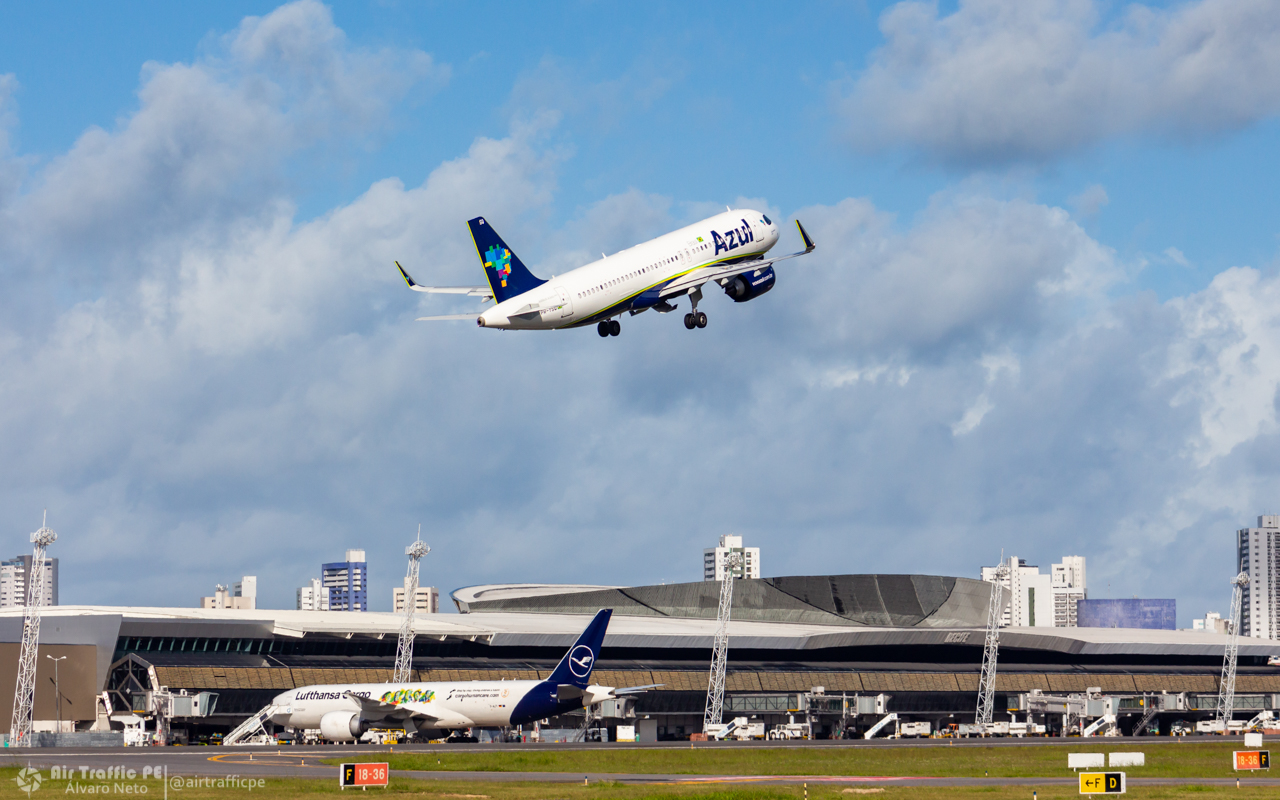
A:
478,209,779,330
273,679,593,732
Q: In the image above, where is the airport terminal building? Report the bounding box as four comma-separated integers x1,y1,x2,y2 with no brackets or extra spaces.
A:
4,574,1279,740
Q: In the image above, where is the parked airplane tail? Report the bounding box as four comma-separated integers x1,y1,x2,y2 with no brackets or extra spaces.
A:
467,217,546,303
547,609,612,688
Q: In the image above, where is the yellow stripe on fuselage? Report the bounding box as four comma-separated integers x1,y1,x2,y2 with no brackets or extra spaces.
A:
555,246,770,329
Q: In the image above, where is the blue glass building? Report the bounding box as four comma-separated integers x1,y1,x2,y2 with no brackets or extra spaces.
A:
322,549,368,612
1077,598,1175,630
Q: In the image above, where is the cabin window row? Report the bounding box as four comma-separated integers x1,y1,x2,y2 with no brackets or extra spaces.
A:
576,255,683,299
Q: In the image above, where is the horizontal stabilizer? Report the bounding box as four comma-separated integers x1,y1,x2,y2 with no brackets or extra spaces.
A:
416,314,479,321
396,261,493,298
613,683,663,695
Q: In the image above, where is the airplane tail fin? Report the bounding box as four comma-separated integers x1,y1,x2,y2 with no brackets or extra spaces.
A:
467,217,547,303
547,609,612,688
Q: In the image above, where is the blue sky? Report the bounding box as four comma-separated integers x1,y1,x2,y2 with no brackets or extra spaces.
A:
1,0,1279,624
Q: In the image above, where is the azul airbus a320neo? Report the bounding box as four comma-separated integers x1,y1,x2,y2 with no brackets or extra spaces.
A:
397,208,815,337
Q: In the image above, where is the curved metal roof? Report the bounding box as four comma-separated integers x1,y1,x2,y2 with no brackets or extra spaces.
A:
451,574,992,628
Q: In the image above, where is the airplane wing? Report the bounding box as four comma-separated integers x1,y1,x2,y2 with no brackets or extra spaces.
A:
659,220,815,299
397,262,494,301
416,314,480,321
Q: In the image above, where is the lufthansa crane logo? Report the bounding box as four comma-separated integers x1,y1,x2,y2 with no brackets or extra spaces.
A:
568,645,595,678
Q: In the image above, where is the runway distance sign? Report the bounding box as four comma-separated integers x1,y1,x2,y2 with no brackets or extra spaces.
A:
341,762,389,789
1079,772,1125,794
1234,750,1271,770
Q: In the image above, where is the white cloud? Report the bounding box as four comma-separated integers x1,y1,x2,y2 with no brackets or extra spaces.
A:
1069,184,1109,219
779,193,1121,355
1168,266,1280,465
839,0,1280,165
1,0,445,279
1163,246,1190,267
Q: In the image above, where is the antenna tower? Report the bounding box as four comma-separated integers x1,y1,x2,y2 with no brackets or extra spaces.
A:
975,555,1009,733
393,526,430,685
702,550,742,735
1216,571,1250,727
9,513,57,746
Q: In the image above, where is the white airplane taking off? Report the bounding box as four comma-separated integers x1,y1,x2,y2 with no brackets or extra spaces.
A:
397,208,815,337
268,610,649,740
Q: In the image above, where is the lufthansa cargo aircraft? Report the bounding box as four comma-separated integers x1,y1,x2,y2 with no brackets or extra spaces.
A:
397,208,815,337
268,610,648,740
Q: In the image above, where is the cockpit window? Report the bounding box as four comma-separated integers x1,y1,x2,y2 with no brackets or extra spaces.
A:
762,215,772,225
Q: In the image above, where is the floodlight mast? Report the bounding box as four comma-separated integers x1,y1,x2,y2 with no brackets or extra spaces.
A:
9,513,57,746
393,526,430,685
1216,571,1250,728
702,551,742,736
975,556,1009,733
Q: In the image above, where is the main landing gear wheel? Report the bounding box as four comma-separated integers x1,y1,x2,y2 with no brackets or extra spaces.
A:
609,319,621,336
684,313,697,330
696,311,708,328
597,321,610,337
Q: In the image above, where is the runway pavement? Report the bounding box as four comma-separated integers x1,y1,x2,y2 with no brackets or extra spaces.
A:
2,738,1278,789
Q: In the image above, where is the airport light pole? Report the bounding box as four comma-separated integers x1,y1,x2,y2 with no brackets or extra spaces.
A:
46,655,66,733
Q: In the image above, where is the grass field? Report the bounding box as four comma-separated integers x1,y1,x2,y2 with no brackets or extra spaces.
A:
0,766,1276,800
326,741,1267,780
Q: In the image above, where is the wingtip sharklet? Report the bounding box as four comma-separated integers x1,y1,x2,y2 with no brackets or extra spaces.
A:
795,220,815,252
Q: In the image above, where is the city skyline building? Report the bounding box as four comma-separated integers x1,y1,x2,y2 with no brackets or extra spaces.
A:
296,577,329,611
981,556,1053,627
1051,555,1087,627
200,576,256,609
1238,515,1280,639
393,585,439,614
1077,598,1176,630
703,535,760,581
323,549,368,612
1191,611,1228,633
0,554,58,608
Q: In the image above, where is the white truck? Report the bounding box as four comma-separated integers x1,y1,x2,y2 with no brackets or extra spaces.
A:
898,721,932,738
768,723,810,740
713,718,766,740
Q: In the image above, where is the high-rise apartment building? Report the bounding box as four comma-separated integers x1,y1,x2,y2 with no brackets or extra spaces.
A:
323,550,368,612
0,555,58,608
703,535,761,581
393,585,439,614
1051,556,1087,627
297,577,329,611
981,555,1088,628
981,557,1053,627
1238,515,1280,639
232,576,257,610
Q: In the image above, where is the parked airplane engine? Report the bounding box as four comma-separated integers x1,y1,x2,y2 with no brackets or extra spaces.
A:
320,710,367,742
723,267,776,302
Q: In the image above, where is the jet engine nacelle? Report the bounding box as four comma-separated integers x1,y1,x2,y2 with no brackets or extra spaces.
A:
723,266,776,302
319,710,367,742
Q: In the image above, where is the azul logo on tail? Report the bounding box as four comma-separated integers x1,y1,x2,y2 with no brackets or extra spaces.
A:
485,245,512,288
712,218,756,256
